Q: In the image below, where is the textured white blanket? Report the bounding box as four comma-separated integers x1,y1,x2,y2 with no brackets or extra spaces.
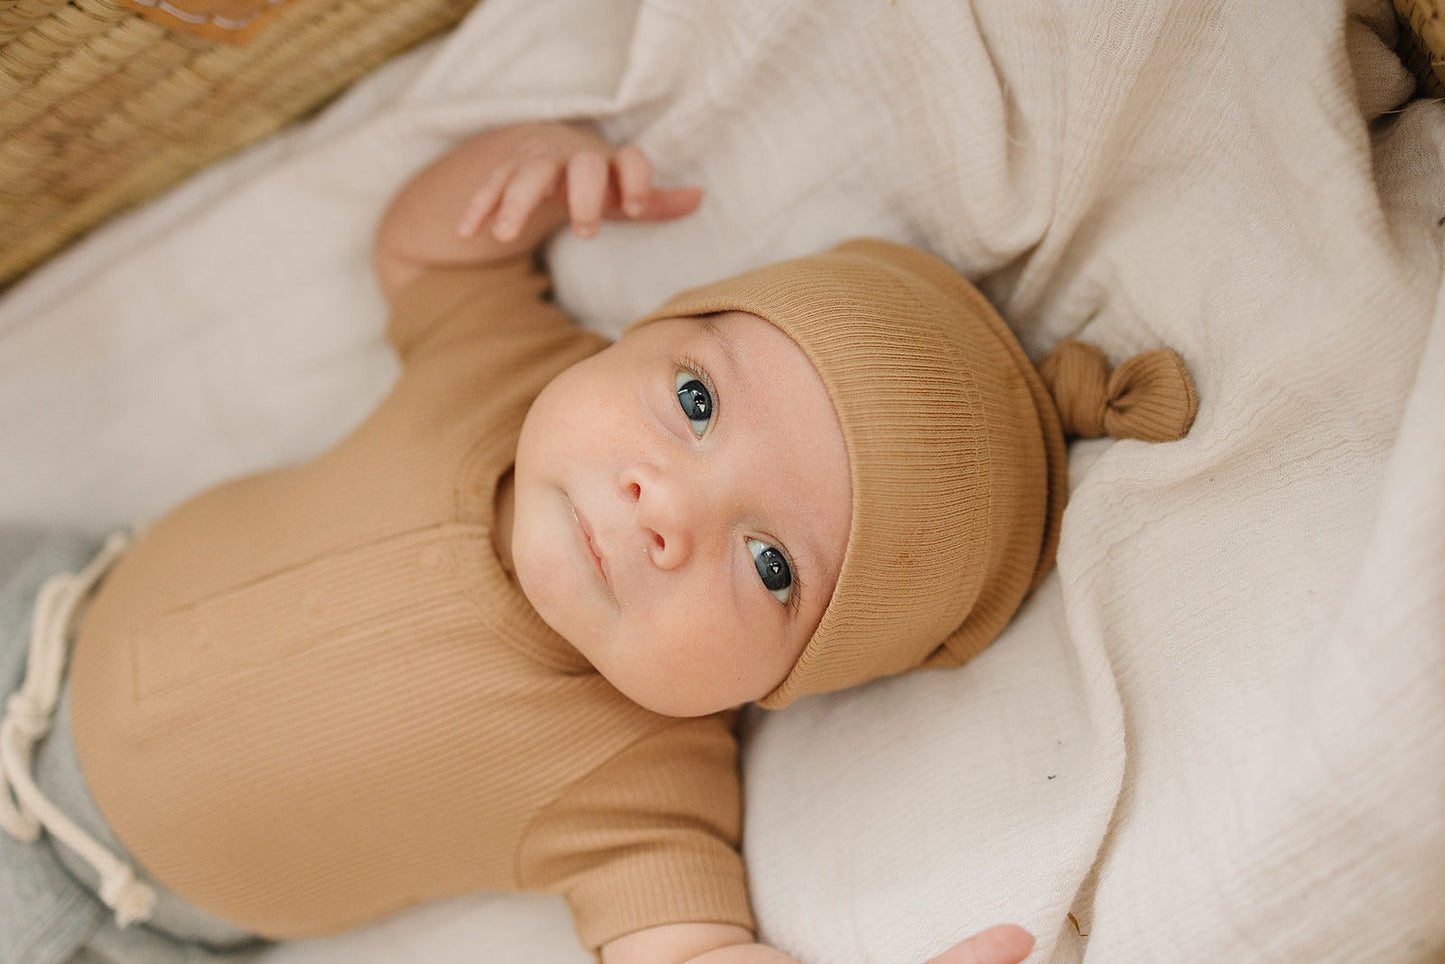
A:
1,1,1441,962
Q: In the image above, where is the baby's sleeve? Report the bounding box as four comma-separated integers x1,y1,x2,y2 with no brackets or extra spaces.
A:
515,713,755,953
384,255,570,363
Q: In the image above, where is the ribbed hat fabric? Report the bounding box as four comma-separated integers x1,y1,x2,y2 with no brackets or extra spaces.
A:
631,239,1196,707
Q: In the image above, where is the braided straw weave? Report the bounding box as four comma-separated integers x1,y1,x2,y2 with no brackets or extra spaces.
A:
0,0,479,285
1396,0,1445,96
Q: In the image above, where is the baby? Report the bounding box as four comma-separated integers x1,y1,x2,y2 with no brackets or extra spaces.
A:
0,123,1196,964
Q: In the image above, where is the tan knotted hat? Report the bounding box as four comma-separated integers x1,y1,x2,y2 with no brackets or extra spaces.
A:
631,239,1197,708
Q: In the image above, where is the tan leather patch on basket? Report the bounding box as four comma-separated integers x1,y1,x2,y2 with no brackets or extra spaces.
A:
119,0,292,44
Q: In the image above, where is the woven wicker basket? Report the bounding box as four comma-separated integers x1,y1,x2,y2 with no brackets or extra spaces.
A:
1,2,1441,287
1396,0,1445,95
0,0,478,285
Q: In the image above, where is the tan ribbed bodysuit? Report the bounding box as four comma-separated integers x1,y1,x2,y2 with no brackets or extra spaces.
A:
67,259,753,951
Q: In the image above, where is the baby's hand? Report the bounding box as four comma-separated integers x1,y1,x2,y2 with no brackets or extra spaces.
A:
455,123,703,242
924,924,1035,964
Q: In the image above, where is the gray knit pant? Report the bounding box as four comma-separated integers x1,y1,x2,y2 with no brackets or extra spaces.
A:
0,528,264,964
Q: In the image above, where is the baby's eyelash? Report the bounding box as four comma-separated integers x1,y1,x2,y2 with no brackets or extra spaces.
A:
758,535,804,616
785,558,803,616
676,353,718,412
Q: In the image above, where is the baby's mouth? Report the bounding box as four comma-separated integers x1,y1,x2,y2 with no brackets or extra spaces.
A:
569,499,614,595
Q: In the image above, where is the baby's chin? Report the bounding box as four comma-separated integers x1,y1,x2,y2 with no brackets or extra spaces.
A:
596,661,754,719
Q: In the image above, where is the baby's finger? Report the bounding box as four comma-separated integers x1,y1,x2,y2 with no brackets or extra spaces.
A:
612,145,653,219
456,163,515,238
630,185,704,222
565,151,609,238
492,156,561,241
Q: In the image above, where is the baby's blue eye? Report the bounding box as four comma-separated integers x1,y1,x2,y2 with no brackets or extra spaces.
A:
747,538,793,606
676,372,712,437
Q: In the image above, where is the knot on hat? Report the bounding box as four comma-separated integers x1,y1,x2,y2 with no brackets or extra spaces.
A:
1038,340,1198,443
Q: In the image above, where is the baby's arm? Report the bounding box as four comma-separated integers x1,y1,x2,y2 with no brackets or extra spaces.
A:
372,122,702,300
602,921,1035,964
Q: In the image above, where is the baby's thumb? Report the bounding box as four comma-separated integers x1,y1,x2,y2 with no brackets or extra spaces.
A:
924,924,1035,964
622,185,704,222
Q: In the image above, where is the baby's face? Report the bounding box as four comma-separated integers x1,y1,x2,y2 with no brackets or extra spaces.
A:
510,311,850,717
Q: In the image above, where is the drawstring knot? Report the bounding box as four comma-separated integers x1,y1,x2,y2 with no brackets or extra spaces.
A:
99,865,159,928
4,691,50,743
0,532,157,929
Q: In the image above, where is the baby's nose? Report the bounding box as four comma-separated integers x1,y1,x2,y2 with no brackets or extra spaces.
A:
622,464,700,569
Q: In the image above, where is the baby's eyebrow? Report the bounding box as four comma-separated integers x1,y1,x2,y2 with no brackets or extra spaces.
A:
697,315,744,386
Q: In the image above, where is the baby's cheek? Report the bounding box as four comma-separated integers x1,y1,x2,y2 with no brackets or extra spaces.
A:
635,610,710,676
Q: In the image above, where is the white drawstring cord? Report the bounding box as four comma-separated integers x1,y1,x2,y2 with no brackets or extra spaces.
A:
0,532,157,928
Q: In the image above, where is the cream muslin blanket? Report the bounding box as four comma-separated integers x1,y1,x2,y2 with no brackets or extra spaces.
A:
1,0,1441,961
